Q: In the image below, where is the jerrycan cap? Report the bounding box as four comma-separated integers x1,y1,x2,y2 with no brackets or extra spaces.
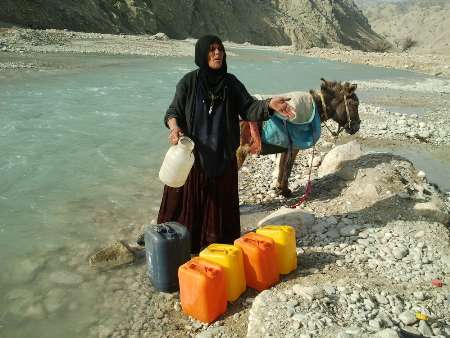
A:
155,224,178,240
178,136,195,152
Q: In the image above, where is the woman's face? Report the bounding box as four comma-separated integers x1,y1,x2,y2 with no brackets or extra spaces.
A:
207,43,224,70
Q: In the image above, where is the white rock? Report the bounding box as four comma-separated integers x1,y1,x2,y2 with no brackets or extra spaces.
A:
417,171,426,179
414,230,425,238
375,294,388,305
392,247,409,260
369,318,383,329
258,207,315,228
413,291,425,301
398,311,417,325
292,313,306,322
416,131,431,140
418,320,433,336
372,328,400,338
310,155,322,167
318,141,362,178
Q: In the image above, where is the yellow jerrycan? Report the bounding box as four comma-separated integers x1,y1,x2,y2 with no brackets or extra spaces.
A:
199,244,246,302
256,225,297,274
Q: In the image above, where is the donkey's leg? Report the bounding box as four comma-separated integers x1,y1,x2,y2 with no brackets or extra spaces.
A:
236,145,250,170
276,148,300,196
237,121,252,170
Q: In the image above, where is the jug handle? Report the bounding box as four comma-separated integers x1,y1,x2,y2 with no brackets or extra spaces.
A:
209,248,230,255
204,266,217,279
188,263,217,278
243,237,271,249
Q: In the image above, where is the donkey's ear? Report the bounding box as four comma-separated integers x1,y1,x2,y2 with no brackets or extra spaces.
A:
350,83,357,92
320,78,328,90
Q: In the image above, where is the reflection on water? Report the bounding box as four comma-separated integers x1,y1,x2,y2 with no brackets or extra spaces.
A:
0,48,441,337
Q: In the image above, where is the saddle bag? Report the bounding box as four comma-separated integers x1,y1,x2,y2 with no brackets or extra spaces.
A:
261,100,321,150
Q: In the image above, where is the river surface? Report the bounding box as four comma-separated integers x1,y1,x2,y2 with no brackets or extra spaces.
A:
0,48,447,337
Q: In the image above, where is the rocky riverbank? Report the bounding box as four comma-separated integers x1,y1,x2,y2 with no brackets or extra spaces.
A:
0,28,195,70
235,139,450,338
292,47,450,79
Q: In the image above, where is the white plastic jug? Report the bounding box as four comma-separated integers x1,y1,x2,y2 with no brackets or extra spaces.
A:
159,136,195,188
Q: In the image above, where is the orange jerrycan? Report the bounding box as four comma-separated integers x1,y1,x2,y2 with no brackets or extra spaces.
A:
199,244,246,302
256,225,297,274
234,232,279,291
178,257,227,323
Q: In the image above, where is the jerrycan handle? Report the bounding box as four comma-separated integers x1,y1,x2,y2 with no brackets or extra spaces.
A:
204,266,217,279
188,262,217,278
209,247,229,255
244,237,271,249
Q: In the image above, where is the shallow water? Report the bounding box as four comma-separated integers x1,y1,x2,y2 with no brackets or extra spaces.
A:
0,48,445,337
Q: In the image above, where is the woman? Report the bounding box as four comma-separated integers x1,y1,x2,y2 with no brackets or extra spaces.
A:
158,35,294,253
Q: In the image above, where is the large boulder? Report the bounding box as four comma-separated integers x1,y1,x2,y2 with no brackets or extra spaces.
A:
318,141,363,179
258,207,315,236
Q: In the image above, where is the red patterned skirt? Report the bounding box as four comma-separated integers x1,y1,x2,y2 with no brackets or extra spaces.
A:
157,159,240,253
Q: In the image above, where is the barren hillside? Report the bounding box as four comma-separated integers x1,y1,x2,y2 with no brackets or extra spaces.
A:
360,0,450,54
0,0,384,51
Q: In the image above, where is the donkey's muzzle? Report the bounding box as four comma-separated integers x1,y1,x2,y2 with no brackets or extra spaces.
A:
345,120,360,135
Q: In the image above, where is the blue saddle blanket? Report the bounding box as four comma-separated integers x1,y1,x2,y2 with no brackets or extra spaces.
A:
261,103,321,150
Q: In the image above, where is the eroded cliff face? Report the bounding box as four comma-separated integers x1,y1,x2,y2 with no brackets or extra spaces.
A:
270,0,384,50
360,0,450,54
0,0,384,50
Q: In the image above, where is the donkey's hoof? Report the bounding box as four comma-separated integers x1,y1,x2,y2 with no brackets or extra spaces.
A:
275,187,292,198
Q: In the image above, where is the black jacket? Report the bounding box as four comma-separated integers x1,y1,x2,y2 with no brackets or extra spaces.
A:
164,70,273,156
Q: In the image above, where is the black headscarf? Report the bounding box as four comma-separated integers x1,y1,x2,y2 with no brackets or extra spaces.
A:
195,35,227,96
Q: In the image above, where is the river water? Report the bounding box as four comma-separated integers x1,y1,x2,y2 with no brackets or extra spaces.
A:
0,48,447,337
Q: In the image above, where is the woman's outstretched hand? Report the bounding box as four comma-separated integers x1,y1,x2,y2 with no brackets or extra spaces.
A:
269,97,295,119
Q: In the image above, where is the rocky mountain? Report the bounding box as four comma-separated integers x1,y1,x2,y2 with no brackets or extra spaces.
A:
0,0,385,51
357,0,450,54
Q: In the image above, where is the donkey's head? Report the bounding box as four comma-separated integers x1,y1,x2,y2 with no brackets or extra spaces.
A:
317,78,361,135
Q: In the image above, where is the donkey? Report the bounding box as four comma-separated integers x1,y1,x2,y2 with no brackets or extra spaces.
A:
237,78,361,197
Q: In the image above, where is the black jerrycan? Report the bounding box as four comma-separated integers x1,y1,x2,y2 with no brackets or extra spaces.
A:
144,222,190,292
